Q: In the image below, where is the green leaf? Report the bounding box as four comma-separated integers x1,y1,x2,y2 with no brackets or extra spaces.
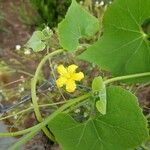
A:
58,0,99,51
26,31,46,52
92,76,107,115
96,100,106,115
48,86,149,150
80,0,150,82
92,76,104,93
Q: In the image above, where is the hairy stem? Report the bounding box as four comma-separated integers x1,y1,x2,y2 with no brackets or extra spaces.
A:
8,93,91,150
104,72,150,85
0,101,67,121
31,49,64,141
8,129,38,150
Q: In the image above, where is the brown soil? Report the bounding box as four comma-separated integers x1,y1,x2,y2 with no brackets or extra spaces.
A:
0,0,60,149
0,0,32,49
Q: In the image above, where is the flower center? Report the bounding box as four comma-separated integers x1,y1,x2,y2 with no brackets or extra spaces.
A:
65,72,74,80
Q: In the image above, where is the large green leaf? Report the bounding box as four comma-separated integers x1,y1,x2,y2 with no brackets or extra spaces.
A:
48,86,149,150
58,0,99,51
80,0,150,82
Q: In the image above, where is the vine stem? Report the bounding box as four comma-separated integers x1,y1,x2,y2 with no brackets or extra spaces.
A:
31,49,64,141
7,93,91,150
0,101,68,121
15,69,34,77
0,94,90,137
1,64,149,149
104,72,150,85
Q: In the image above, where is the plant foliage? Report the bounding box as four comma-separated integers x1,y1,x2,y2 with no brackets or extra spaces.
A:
58,0,99,51
2,0,150,150
48,0,149,149
26,27,52,52
92,76,107,115
49,87,148,150
30,0,80,28
80,0,150,82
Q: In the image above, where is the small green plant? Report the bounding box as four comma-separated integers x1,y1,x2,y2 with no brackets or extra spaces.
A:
17,0,81,28
11,0,40,26
30,0,82,28
0,0,150,150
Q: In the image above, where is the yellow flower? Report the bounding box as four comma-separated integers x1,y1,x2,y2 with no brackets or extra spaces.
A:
56,64,84,93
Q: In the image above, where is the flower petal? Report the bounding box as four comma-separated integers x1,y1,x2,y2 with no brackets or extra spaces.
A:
57,65,67,76
67,64,78,73
66,79,76,93
56,77,67,88
72,72,84,81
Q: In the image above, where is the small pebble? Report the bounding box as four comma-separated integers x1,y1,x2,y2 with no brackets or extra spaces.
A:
20,76,24,79
18,87,24,93
15,45,21,51
95,1,99,5
20,76,25,83
99,1,104,6
13,101,16,105
24,49,31,55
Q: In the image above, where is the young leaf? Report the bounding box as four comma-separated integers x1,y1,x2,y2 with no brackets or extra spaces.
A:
92,76,104,93
96,100,106,115
58,0,99,51
80,0,150,82
92,76,107,115
48,86,149,150
26,31,46,52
